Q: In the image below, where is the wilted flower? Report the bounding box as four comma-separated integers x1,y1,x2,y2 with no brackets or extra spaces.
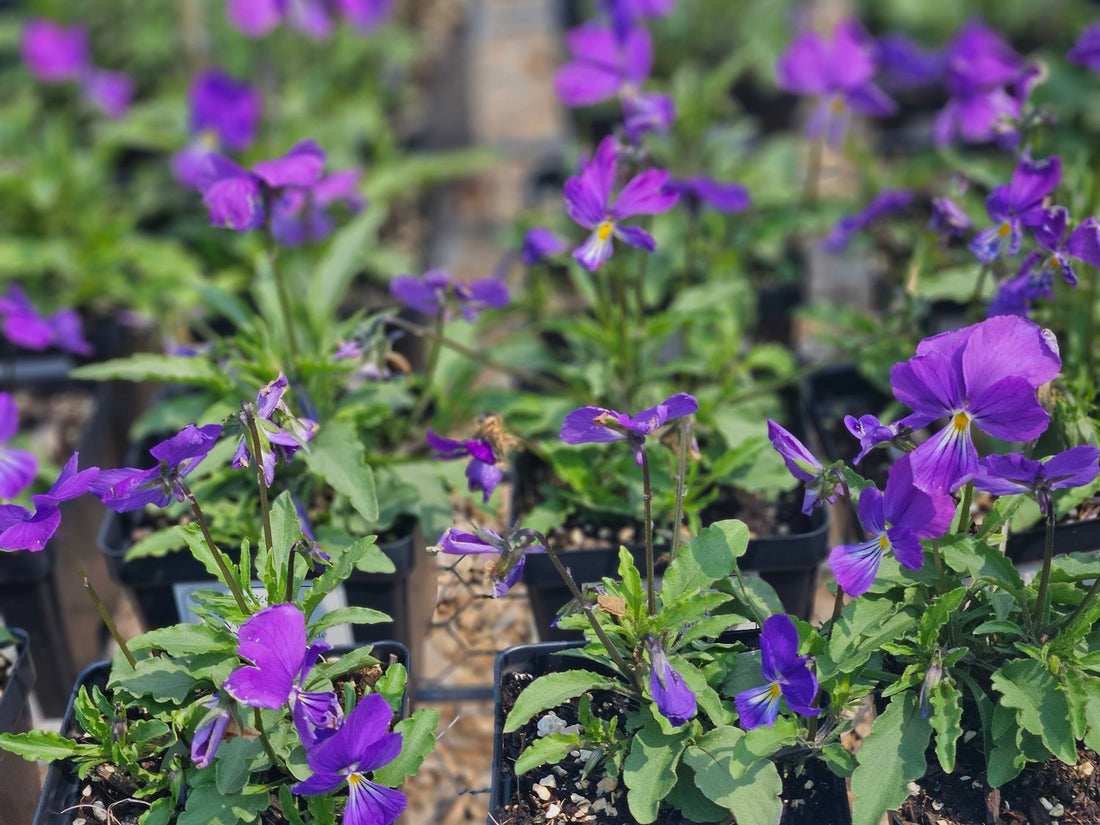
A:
427,429,502,503
389,270,509,322
822,190,913,253
973,446,1100,515
929,196,972,239
233,375,318,487
767,420,847,514
434,527,546,596
645,636,696,726
561,393,697,465
734,615,820,730
969,155,1061,263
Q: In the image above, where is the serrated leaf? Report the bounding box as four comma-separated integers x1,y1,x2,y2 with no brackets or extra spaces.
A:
919,587,966,649
514,733,582,775
277,786,306,825
940,534,1022,589
71,355,232,392
987,704,1027,788
128,623,228,657
304,536,383,617
624,711,688,824
372,708,440,786
662,520,748,602
992,659,1076,765
504,670,619,733
1074,676,1100,754
309,606,389,635
850,693,932,825
128,719,171,744
930,679,963,773
0,730,97,762
303,422,378,523
110,655,203,703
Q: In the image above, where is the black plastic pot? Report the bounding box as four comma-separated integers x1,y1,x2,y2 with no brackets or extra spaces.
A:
1005,516,1100,564
490,640,851,825
32,640,409,825
0,629,42,824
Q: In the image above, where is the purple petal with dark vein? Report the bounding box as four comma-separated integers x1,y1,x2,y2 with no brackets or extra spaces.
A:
612,169,678,218
734,682,781,730
829,539,884,597
968,376,1050,442
1043,445,1100,489
759,614,799,681
561,406,624,444
908,424,977,494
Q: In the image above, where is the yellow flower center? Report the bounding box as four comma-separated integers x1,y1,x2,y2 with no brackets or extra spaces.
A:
829,96,845,115
768,683,782,699
198,128,220,151
597,220,614,241
878,533,890,550
348,773,363,787
998,222,1013,238
951,411,971,433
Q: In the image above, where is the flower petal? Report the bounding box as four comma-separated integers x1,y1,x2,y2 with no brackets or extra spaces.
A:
829,539,884,597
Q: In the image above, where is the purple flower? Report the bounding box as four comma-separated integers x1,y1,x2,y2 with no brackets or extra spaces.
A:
776,18,896,146
335,0,393,30
561,393,697,465
91,424,222,512
82,70,133,119
829,456,955,596
427,429,502,503
767,420,847,515
877,33,942,90
645,636,696,726
933,22,1026,148
0,286,91,355
435,527,545,597
0,452,98,552
734,614,820,730
227,0,390,38
969,155,1061,263
554,24,674,142
271,170,364,246
233,375,318,487
973,446,1100,516
20,20,88,81
191,695,231,769
1068,24,1100,73
223,603,343,749
929,197,972,239
844,413,907,465
0,394,38,501
890,316,1061,493
389,270,509,322
173,70,262,188
521,228,567,265
290,693,406,825
602,0,674,36
987,251,1053,319
822,190,913,253
1032,207,1100,288
563,136,679,271
664,177,751,214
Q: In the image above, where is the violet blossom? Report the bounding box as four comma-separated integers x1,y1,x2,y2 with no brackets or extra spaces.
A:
973,446,1100,515
554,23,674,142
822,190,913,253
227,0,392,39
91,424,222,512
829,455,955,596
877,33,942,90
775,18,896,146
0,394,38,500
664,177,751,214
645,636,696,727
290,692,406,825
233,374,318,487
521,228,567,265
191,695,231,769
223,603,343,749
1068,24,1100,73
969,155,1061,263
427,429,502,503
173,69,262,188
1032,207,1100,288
434,527,546,597
987,252,1053,319
734,614,820,730
0,452,99,552
929,196,972,240
767,419,847,514
271,170,364,246
601,0,674,37
20,19,133,118
890,315,1061,493
844,413,910,465
390,270,509,322
563,136,679,271
0,286,92,356
561,393,697,465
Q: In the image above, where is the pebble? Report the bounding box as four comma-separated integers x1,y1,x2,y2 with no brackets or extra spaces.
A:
959,776,971,781
804,780,814,790
1050,803,1065,818
596,776,618,794
545,803,561,819
82,786,92,798
604,805,618,817
538,776,556,788
1039,797,1053,812
571,794,589,806
592,799,607,812
577,749,594,762
73,820,86,825
1078,761,1095,777
963,730,977,743
932,801,944,811
533,784,551,801
907,781,921,794
538,712,568,737
91,802,107,822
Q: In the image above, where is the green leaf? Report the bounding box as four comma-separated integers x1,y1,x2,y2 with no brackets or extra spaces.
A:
128,624,228,657
308,208,384,324
514,733,582,775
110,655,202,704
616,546,645,620
850,693,932,825
304,422,379,523
972,620,1023,636
724,759,783,825
662,520,748,602
304,536,383,617
992,659,1076,764
624,712,688,824
215,737,265,795
503,670,619,733
277,786,306,825
309,606,390,634
125,524,188,561
307,647,381,686
372,708,440,787
128,719,171,744
821,742,857,777
267,491,302,598
940,534,1022,589
1073,676,1100,754
987,704,1027,788
140,797,175,825
919,587,967,649
71,355,232,392
179,523,239,588
177,783,271,825
930,679,963,773
0,730,97,762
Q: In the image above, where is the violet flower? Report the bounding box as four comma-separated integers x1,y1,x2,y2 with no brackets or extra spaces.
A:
521,228,567,265
91,424,222,512
877,33,942,90
233,375,318,488
227,0,391,38
734,614,820,730
1032,207,1100,288
290,693,406,825
435,527,546,597
1068,24,1100,73
844,413,910,465
929,196,972,240
173,69,262,188
822,190,913,253
0,394,38,500
987,252,1053,319
191,694,231,769
0,452,99,552
563,136,679,271
602,0,674,36
664,177,751,214
554,23,674,142
829,456,955,596
933,22,1027,147
561,393,697,465
271,170,364,246
973,446,1100,516
969,155,1061,263
890,315,1061,493
767,420,847,515
0,286,92,356
20,20,132,118
776,18,896,146
645,636,696,726
223,603,343,749
390,270,509,322
427,429,502,503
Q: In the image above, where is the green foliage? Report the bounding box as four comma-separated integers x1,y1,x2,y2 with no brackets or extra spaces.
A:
504,671,620,734
850,693,932,825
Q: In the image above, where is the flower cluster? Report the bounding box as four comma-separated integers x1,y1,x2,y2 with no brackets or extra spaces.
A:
232,374,319,488
21,19,132,118
390,270,509,322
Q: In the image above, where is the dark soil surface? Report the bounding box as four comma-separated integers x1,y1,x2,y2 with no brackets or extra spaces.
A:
894,743,1100,825
492,672,849,825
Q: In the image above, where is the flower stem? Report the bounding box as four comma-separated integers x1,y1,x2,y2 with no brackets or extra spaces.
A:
182,485,250,614
409,314,443,426
244,411,275,561
668,420,689,563
932,538,947,592
641,448,655,616
80,567,136,669
1033,506,1057,629
955,481,973,534
267,242,300,363
252,708,280,768
826,582,845,641
1062,570,1100,632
